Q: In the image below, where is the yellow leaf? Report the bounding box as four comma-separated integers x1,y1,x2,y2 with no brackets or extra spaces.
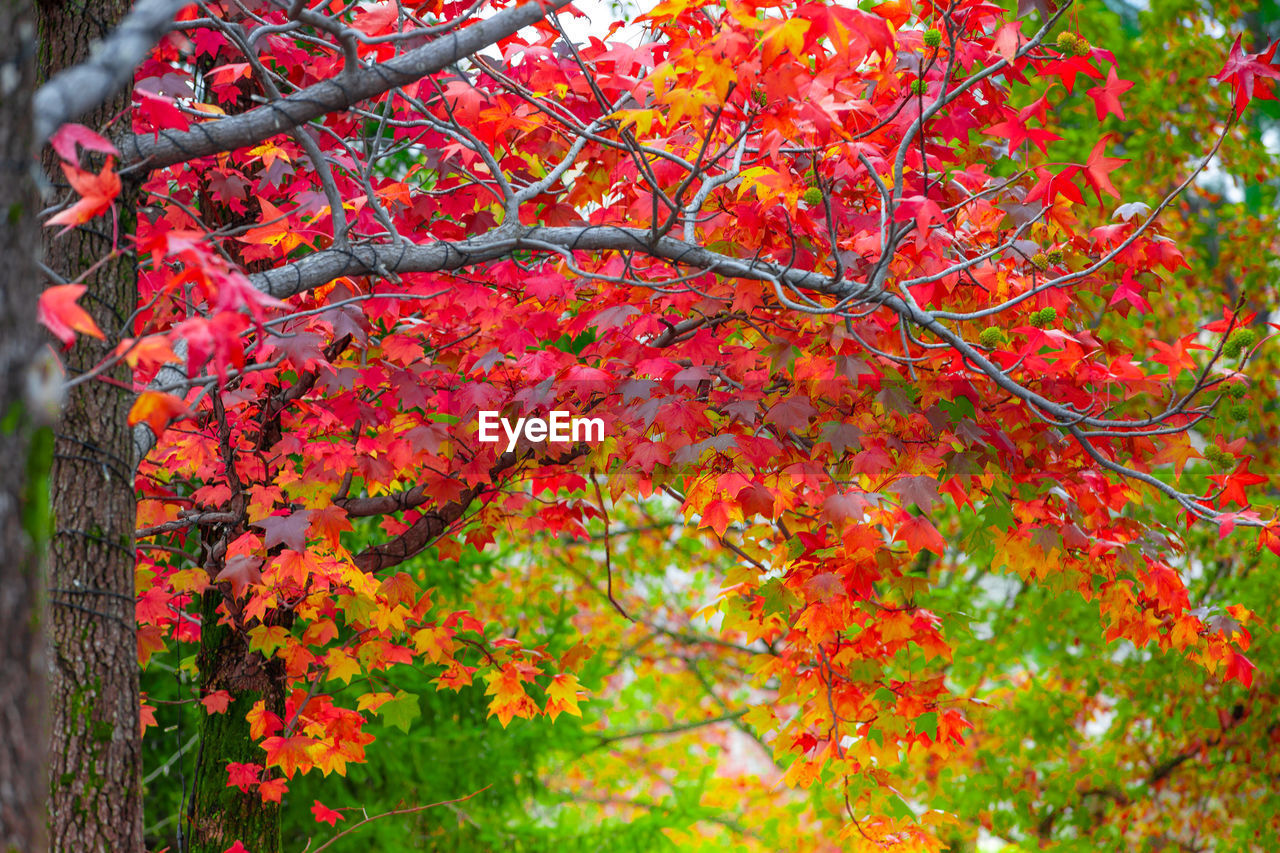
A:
613,108,657,137
760,18,810,66
324,648,362,684
545,673,584,721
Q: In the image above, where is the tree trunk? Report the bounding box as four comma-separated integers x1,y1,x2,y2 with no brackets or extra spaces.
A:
189,589,284,853
36,0,144,850
0,1,51,849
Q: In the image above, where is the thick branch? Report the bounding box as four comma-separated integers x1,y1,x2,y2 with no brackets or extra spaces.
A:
244,224,852,300
342,445,588,572
351,482,485,573
119,0,570,169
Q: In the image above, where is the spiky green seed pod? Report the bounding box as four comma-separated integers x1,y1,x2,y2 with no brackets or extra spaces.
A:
1038,306,1057,325
1228,402,1250,422
1031,252,1048,269
910,79,927,95
1228,382,1248,400
923,28,942,48
803,187,824,206
1046,249,1064,265
1204,446,1234,467
1223,328,1257,359
752,88,768,107
1029,310,1046,328
1056,31,1078,52
1071,38,1091,57
978,326,1003,349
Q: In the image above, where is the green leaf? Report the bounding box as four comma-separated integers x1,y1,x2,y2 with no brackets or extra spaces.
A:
760,577,801,618
886,793,917,822
378,689,421,733
915,712,938,743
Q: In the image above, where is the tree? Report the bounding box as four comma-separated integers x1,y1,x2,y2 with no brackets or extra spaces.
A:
906,1,1280,846
1,0,51,848
23,0,1280,850
35,0,171,842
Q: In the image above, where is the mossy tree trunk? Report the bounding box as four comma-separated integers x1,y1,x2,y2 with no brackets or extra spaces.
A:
188,588,285,853
0,0,51,849
36,0,144,849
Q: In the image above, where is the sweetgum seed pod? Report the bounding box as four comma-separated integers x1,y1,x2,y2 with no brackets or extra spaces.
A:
803,187,823,206
1231,329,1258,349
923,28,942,48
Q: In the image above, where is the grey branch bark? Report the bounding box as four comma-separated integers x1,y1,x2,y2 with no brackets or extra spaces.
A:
243,224,851,301
32,0,191,147
118,0,571,169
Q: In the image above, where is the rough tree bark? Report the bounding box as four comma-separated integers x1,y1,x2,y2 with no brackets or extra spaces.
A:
36,0,144,849
188,589,285,853
0,1,51,850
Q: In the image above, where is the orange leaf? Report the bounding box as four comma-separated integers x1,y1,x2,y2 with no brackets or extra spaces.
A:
257,777,288,803
128,391,188,438
247,700,283,739
45,161,121,233
140,698,158,737
261,735,315,778
116,335,179,369
37,284,103,347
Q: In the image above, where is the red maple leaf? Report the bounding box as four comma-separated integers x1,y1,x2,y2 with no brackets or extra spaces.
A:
225,762,262,792
985,94,1061,154
1087,66,1134,121
1025,164,1083,206
311,799,345,826
1041,54,1103,93
202,690,233,715
895,514,945,555
1225,651,1256,687
49,123,118,163
1082,135,1127,205
1214,36,1280,116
